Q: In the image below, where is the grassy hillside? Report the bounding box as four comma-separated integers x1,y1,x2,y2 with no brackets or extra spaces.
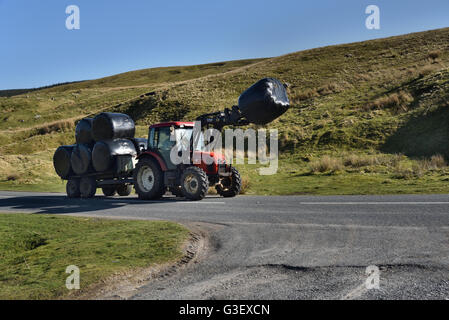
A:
1,28,449,195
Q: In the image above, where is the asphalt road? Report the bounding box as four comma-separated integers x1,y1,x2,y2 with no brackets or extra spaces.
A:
1,191,448,300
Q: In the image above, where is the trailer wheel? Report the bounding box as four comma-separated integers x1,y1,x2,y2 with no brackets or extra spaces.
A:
133,157,165,200
66,179,80,198
102,186,116,197
216,167,241,198
181,166,209,201
117,184,132,196
80,177,97,198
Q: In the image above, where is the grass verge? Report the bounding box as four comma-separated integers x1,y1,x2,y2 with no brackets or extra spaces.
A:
0,213,189,299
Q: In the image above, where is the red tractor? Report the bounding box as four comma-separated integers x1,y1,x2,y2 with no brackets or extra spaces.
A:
133,77,289,201
55,78,289,201
133,121,242,201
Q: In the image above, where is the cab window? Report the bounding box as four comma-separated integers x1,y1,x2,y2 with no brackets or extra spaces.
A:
157,127,174,151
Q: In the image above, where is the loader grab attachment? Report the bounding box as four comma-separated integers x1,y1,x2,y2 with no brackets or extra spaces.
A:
196,78,290,130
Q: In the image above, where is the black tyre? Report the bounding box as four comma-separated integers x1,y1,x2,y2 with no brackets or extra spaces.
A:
80,177,97,198
117,184,132,196
169,186,183,197
180,166,209,201
216,167,241,198
66,179,80,198
102,186,116,197
133,157,165,200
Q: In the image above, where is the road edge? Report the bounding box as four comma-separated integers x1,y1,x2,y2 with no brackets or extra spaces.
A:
68,222,210,300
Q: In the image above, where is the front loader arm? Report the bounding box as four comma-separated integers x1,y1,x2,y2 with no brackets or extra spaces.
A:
196,77,290,131
196,105,250,131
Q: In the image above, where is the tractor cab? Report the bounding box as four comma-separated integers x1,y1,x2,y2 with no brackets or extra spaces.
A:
133,121,239,201
147,122,206,170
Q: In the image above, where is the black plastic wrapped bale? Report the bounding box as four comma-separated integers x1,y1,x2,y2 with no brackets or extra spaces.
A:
53,145,75,178
70,144,93,175
238,78,290,125
92,112,135,141
75,118,94,144
130,138,148,154
92,139,137,173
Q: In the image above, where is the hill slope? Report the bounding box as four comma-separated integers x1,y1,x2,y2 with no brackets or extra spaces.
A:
1,28,449,195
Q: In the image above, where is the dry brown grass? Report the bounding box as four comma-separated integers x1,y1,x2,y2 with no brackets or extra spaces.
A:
365,91,414,113
309,155,344,173
295,88,318,101
317,82,341,95
308,153,445,179
343,154,376,168
428,50,441,60
36,120,74,135
239,176,250,195
294,82,343,102
418,65,436,77
417,154,446,170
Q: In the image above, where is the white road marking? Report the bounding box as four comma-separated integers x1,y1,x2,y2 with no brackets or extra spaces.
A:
300,202,449,205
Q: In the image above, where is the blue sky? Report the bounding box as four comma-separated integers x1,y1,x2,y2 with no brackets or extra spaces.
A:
0,0,448,89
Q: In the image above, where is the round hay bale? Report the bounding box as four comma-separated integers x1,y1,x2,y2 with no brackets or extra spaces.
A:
238,78,290,125
75,118,94,144
92,112,135,141
70,144,93,175
53,145,75,178
92,139,137,172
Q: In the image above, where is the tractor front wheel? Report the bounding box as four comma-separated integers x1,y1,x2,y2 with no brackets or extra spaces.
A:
133,157,165,200
180,166,209,201
216,167,241,198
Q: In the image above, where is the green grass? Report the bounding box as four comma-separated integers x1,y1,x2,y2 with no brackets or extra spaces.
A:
2,27,449,195
235,151,449,195
0,213,189,299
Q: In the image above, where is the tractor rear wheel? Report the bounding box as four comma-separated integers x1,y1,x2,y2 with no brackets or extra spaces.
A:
180,166,209,201
216,167,241,198
133,157,165,200
66,179,81,198
102,186,116,197
80,177,97,198
117,184,132,196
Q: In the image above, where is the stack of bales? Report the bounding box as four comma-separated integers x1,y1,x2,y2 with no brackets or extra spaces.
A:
53,112,148,179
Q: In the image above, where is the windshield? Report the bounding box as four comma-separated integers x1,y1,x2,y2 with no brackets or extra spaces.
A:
174,128,204,152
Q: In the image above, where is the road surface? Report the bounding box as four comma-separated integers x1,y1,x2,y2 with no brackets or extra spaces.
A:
0,191,448,299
